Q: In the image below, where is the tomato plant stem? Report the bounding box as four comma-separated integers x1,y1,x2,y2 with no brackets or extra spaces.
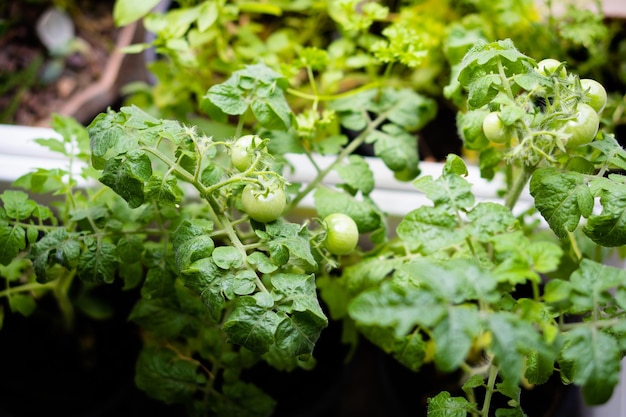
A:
287,107,389,210
480,363,499,417
504,165,534,211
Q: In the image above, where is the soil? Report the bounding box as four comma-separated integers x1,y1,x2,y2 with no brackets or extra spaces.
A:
0,0,145,127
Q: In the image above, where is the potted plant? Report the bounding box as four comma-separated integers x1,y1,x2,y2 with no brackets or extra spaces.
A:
2,1,626,417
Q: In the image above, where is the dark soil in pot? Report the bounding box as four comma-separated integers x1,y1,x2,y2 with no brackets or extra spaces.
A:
371,342,584,417
0,284,183,417
245,324,584,417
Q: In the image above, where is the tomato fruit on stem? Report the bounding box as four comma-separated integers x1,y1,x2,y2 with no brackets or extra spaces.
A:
537,58,566,78
482,112,509,144
580,78,607,114
563,103,600,148
231,135,262,172
323,213,359,255
241,183,286,223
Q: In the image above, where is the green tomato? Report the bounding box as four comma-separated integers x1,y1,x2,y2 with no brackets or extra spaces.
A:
231,135,262,172
241,183,286,223
323,213,359,255
563,103,600,148
482,112,508,143
580,78,607,114
537,58,566,78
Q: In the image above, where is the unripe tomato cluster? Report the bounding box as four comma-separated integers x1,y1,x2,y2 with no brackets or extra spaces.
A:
230,135,287,223
481,59,607,150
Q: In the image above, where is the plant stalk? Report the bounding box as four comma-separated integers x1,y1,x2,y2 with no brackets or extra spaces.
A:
481,363,500,417
504,165,535,211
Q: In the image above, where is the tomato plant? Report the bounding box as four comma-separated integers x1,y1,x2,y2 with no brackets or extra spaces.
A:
2,2,626,417
323,213,359,255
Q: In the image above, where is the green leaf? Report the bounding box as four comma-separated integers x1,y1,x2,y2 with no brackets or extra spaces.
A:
49,112,91,157
263,221,317,268
145,174,182,205
380,88,437,131
559,327,620,405
250,91,292,130
197,1,219,31
466,202,517,241
203,63,292,130
530,168,592,238
172,218,214,247
180,257,226,321
232,270,257,296
223,296,281,354
495,406,525,417
116,234,145,263
462,374,485,393
275,311,328,357
490,231,563,285
87,110,132,167
399,258,498,303
217,379,276,417
0,223,26,266
100,151,153,208
457,39,533,108
525,349,556,385
332,87,436,133
172,219,215,270
130,298,196,338
396,206,466,254
348,281,446,337
413,165,474,211
203,80,249,118
427,391,473,417
371,123,419,174
391,331,426,371
479,146,504,180
337,256,400,295
113,0,161,26
271,273,327,319
212,246,244,269
334,155,375,195
8,294,37,316
456,109,490,151
558,6,608,48
246,252,278,274
487,312,547,385
135,347,206,405
175,234,215,272
527,241,563,273
29,229,81,282
1,190,37,220
584,179,626,246
433,305,481,372
313,187,383,234
78,238,119,283
565,259,626,314
12,168,66,194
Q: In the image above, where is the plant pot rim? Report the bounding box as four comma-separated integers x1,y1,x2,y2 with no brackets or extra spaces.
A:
0,123,534,217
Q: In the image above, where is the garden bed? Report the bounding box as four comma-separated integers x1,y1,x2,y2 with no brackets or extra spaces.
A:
0,0,147,126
